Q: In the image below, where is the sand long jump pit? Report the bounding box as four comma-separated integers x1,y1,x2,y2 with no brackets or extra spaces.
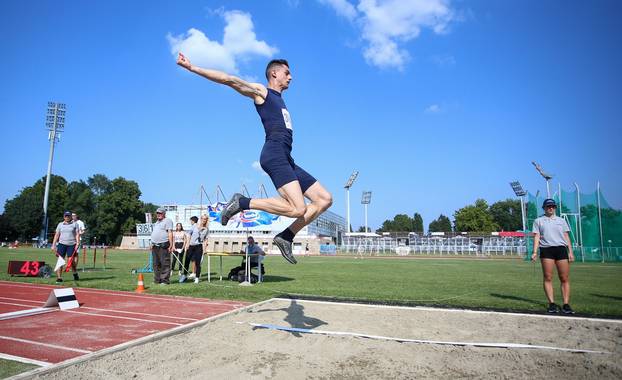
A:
18,298,622,379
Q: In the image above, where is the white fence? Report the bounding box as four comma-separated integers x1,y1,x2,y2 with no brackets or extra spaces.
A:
340,236,527,257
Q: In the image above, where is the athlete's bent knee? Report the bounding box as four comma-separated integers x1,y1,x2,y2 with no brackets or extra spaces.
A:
291,205,307,218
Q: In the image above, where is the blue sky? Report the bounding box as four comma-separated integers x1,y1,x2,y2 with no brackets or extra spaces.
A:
1,0,620,231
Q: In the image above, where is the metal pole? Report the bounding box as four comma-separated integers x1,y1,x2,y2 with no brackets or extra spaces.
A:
346,188,350,233
575,183,584,262
519,196,526,232
546,179,551,198
364,203,368,233
41,107,60,245
597,181,605,262
558,183,562,215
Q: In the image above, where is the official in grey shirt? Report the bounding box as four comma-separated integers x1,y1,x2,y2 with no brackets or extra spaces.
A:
151,208,174,285
531,198,575,314
51,211,81,283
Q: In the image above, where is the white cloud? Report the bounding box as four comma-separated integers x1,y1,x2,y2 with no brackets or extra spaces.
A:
167,10,278,74
430,53,456,67
252,161,268,176
318,0,358,21
320,0,456,70
425,104,441,113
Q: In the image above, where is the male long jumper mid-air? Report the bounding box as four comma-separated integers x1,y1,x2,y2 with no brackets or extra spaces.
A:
177,53,333,264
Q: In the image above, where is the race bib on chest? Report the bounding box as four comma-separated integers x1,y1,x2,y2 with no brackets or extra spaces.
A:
281,108,293,130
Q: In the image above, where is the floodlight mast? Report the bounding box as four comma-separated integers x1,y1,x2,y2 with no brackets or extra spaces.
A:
344,170,359,233
40,102,66,246
509,181,527,232
361,191,372,233
532,161,553,198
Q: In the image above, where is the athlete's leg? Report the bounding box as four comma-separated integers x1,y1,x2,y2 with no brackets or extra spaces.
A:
555,259,571,305
287,181,333,234
249,180,307,219
540,258,556,303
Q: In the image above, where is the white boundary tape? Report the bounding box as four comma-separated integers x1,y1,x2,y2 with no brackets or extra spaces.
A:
273,298,622,324
248,323,611,354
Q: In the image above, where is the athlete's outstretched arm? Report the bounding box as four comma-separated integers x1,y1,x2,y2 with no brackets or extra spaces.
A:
177,53,267,102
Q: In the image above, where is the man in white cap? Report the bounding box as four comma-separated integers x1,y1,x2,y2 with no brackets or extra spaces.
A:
150,207,174,285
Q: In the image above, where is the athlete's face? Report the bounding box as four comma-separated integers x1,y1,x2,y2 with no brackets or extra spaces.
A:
544,205,556,217
274,65,292,90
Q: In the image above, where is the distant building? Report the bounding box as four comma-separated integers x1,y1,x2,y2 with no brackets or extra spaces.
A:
134,203,345,255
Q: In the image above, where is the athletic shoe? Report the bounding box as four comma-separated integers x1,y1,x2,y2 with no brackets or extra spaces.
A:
547,303,560,313
73,273,79,281
562,304,575,315
220,193,243,225
55,278,63,283
159,282,168,286
194,278,200,284
179,275,187,283
273,235,297,264
188,273,196,280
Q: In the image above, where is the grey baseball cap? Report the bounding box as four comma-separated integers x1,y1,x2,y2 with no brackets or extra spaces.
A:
156,207,166,213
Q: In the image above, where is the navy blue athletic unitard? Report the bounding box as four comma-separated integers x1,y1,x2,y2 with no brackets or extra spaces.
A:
255,88,317,192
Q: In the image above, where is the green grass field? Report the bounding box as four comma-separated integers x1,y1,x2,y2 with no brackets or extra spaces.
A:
2,247,622,318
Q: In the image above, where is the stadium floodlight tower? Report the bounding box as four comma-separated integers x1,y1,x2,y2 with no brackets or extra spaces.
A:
509,181,527,232
361,191,372,233
40,102,66,246
532,161,553,198
344,170,359,234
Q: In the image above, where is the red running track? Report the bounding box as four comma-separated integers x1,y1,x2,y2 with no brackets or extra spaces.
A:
0,281,249,366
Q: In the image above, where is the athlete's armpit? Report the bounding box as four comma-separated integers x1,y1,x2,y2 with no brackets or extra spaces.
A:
226,77,267,101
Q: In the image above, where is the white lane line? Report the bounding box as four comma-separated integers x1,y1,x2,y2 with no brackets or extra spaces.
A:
0,336,92,354
10,298,274,380
0,301,42,308
0,296,198,321
275,298,622,324
0,282,246,307
79,307,199,321
64,310,183,326
0,296,40,304
0,352,51,367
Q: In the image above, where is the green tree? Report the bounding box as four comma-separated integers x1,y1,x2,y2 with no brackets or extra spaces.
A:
0,214,17,242
3,175,69,240
378,214,414,232
489,199,522,231
429,214,452,233
412,213,424,233
454,199,499,233
89,177,144,245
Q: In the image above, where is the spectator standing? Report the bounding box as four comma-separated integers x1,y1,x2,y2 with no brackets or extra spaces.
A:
172,223,188,275
150,207,174,285
71,213,86,254
51,211,80,282
180,215,208,284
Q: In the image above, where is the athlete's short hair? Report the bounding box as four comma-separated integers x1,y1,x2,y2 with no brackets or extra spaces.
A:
190,216,198,223
265,59,289,80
